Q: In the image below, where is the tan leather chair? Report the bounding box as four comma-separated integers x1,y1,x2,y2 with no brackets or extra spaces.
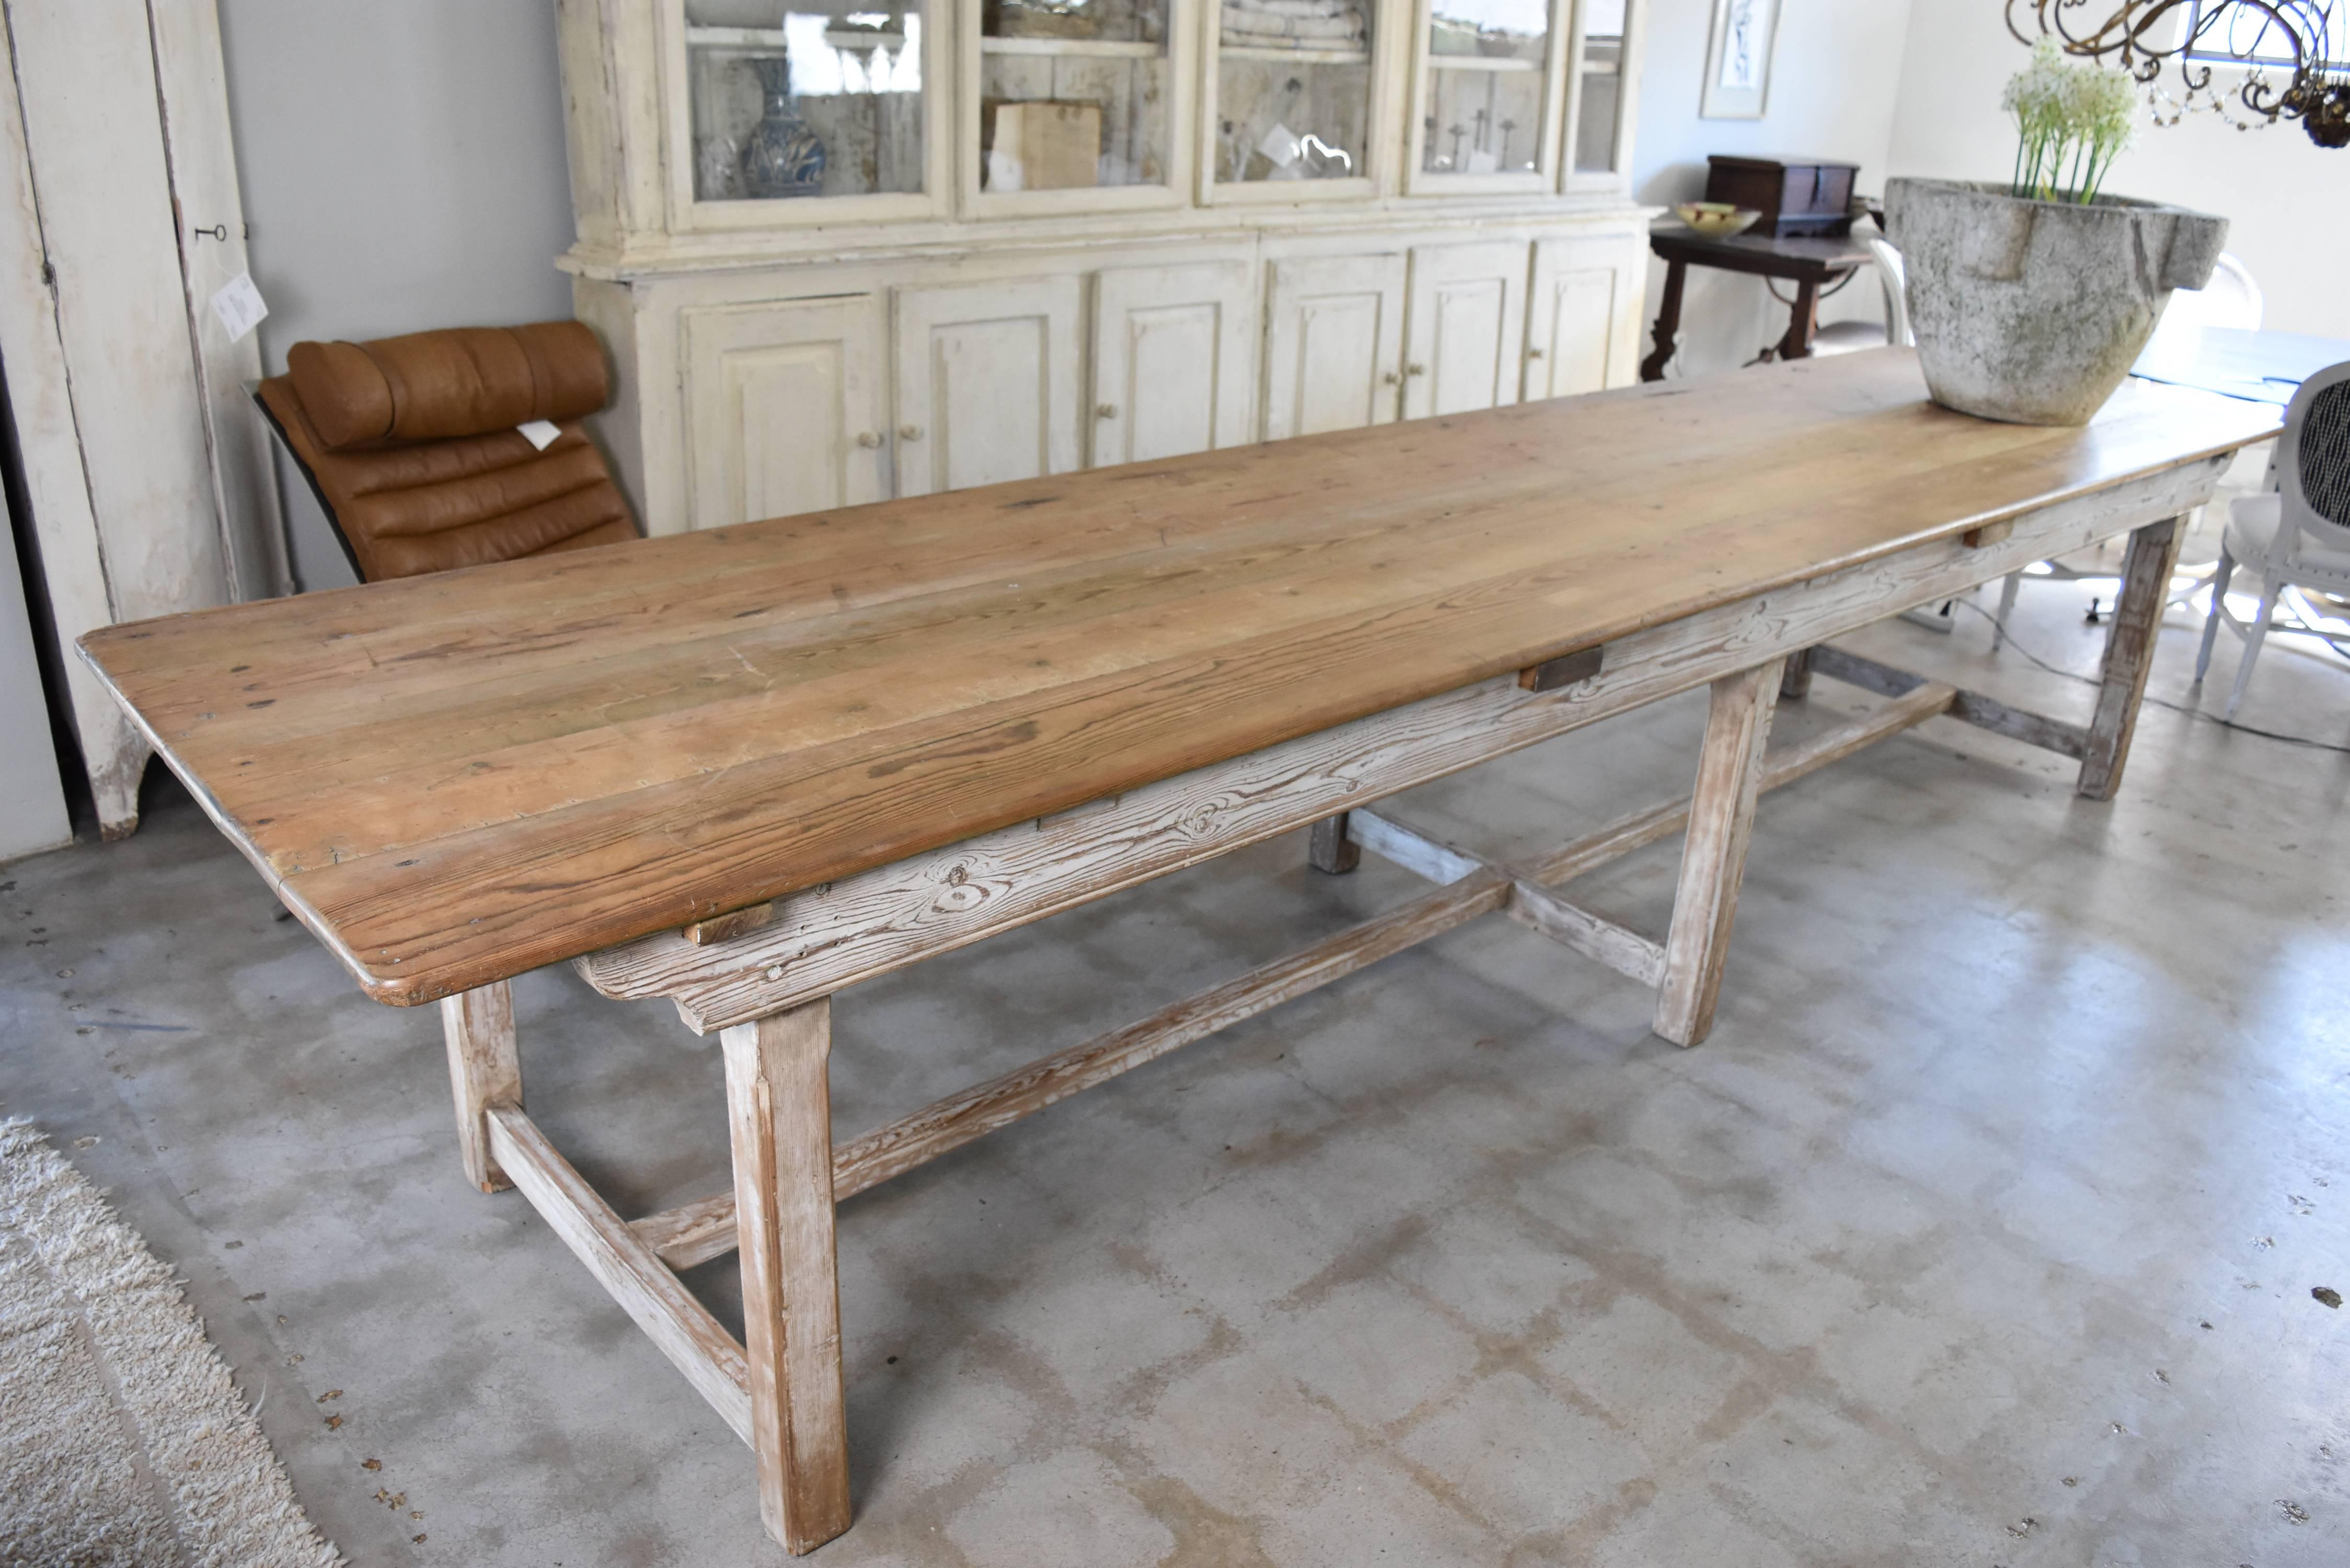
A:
255,320,638,582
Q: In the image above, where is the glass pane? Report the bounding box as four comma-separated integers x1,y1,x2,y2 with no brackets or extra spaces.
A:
686,1,926,201
1215,0,1373,185
980,0,1172,192
1421,0,1549,175
1573,0,1624,174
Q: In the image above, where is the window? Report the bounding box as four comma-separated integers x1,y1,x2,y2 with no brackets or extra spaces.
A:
2181,0,2346,71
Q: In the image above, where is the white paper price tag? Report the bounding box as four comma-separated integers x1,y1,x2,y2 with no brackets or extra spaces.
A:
210,271,268,343
1257,121,1303,169
516,419,561,451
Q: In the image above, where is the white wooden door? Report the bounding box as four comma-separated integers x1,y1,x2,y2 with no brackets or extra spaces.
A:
1089,262,1254,467
1524,234,1640,400
1402,241,1529,420
151,0,286,605
893,278,1082,497
685,296,889,529
0,0,267,836
1261,252,1407,441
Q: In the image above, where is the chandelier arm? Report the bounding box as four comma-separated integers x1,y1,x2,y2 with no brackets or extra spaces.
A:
2012,0,2333,135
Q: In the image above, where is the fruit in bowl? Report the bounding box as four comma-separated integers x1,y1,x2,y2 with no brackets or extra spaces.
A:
1675,201,1761,238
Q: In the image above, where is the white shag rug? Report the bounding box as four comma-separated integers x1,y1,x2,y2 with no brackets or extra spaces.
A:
0,1116,342,1567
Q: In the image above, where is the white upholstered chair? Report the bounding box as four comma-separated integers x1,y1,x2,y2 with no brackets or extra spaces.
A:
1808,235,1913,355
2194,360,2350,717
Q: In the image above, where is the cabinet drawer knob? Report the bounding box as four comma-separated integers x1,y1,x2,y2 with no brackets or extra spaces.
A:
1096,402,1119,419
1381,371,1401,386
1525,347,1545,360
1405,363,1426,376
855,431,882,448
897,424,924,441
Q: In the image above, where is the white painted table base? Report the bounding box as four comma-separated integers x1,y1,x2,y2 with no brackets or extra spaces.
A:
445,472,2212,1555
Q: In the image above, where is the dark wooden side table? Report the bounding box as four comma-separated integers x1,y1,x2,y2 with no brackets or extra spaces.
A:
1641,225,1877,382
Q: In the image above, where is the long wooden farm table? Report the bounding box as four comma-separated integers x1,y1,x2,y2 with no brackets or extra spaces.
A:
80,351,2278,1554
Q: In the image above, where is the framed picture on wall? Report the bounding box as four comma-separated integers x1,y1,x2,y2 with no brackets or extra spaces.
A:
1701,0,1780,119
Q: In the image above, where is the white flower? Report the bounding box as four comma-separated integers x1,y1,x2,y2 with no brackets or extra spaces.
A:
2005,37,2141,200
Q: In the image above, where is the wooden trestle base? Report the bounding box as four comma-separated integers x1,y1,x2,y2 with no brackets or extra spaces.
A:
450,508,2193,1555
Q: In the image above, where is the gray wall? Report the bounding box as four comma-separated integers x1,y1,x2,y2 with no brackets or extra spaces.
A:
218,0,579,592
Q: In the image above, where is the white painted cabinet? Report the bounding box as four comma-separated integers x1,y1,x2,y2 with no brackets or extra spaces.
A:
684,296,889,530
1402,241,1528,421
1089,262,1254,467
1524,234,1641,400
565,1,1656,542
1261,252,1408,441
892,279,1083,497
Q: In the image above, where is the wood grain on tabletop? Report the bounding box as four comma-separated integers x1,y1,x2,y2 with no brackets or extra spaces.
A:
77,351,2279,1006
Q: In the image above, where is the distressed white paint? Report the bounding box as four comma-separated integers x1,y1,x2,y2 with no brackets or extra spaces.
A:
0,0,265,834
149,0,289,604
1403,241,1529,419
684,294,889,529
1261,250,1408,440
1525,233,1643,398
1088,262,1255,467
557,3,1656,541
892,278,1084,498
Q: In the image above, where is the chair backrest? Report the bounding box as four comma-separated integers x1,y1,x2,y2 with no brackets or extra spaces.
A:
2277,360,2350,563
254,320,639,583
2158,250,2265,333
1862,235,1913,349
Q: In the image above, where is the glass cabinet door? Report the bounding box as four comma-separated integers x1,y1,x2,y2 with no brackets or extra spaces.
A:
1206,0,1380,198
1409,0,1564,191
1565,0,1634,188
968,0,1190,209
682,0,937,218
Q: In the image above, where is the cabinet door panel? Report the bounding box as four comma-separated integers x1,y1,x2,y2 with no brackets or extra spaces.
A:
1526,235,1640,400
684,297,887,531
1403,241,1528,420
1091,262,1254,467
894,279,1082,497
1262,252,1407,441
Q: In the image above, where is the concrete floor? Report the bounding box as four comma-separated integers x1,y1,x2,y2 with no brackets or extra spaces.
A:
5,538,2348,1566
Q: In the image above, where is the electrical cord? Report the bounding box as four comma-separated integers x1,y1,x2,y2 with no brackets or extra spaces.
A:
1764,270,1859,308
1946,598,2350,756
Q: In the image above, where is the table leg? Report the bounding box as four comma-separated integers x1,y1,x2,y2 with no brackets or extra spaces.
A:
1308,813,1361,874
723,998,852,1555
1640,257,1689,382
440,981,521,1193
2077,514,2184,801
1654,660,1784,1047
1773,277,1822,362
1779,647,1815,702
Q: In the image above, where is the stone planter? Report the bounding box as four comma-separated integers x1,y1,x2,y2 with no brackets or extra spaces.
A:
1885,177,2228,426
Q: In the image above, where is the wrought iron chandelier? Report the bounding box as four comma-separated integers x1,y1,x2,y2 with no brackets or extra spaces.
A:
2007,1,2350,147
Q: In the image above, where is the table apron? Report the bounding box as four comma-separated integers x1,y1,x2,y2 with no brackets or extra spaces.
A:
578,457,2221,1034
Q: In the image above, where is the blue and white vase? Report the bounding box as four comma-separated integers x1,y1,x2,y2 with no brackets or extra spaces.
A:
740,56,826,199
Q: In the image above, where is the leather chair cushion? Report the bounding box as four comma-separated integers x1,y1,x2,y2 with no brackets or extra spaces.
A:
288,320,608,451
258,355,637,582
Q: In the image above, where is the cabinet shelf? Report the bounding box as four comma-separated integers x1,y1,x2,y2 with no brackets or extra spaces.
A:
1218,43,1370,64
687,24,910,51
1425,53,1540,72
686,25,785,48
980,36,1165,57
